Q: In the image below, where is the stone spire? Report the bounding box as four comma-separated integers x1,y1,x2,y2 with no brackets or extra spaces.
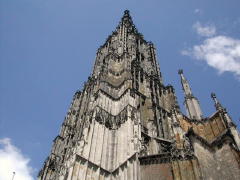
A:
211,92,233,125
120,10,133,26
211,92,224,111
178,69,203,120
117,10,137,33
211,92,240,149
38,11,240,180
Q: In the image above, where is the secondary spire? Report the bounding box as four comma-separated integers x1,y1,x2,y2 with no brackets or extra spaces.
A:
178,69,203,120
211,93,224,111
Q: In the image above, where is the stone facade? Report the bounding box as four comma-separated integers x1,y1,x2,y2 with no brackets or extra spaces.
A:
38,11,240,180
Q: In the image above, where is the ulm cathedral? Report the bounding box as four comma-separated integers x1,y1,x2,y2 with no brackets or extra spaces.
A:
38,11,240,180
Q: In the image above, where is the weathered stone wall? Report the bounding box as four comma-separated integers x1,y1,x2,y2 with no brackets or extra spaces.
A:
66,154,140,180
140,163,173,180
171,159,201,180
178,112,227,142
192,138,240,180
140,159,201,180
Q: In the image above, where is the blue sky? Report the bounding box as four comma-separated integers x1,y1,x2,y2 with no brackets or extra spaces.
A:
0,0,240,179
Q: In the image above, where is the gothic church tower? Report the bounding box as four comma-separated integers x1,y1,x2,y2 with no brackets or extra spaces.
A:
39,11,240,180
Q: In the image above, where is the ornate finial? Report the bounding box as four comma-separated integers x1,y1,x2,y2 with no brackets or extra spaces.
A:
124,10,130,15
211,92,218,104
211,92,216,99
122,10,131,20
178,69,183,75
121,10,132,24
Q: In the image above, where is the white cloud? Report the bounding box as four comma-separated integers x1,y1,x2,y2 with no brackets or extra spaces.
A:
182,35,240,77
194,9,201,14
0,138,34,180
193,22,216,37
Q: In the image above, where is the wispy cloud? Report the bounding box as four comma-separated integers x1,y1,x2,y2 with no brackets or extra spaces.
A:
194,9,201,14
0,138,34,180
182,22,240,79
193,22,216,37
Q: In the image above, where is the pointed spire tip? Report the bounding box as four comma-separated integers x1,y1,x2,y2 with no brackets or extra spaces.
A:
122,10,131,19
178,69,183,75
124,10,130,15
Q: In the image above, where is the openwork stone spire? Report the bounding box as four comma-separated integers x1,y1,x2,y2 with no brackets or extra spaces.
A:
92,10,163,83
119,10,136,30
38,11,240,180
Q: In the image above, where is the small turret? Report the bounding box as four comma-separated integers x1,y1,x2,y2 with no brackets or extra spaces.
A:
211,92,240,149
178,69,203,120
